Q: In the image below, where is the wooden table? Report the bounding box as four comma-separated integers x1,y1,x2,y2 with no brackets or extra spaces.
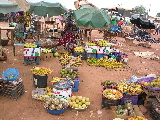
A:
0,27,15,45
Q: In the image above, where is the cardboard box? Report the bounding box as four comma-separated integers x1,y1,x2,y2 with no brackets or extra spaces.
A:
85,45,98,53
24,48,40,57
40,52,53,61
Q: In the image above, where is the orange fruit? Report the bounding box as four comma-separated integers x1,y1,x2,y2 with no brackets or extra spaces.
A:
144,82,148,86
140,81,145,85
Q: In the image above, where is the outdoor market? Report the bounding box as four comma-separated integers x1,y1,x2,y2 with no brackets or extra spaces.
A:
0,0,160,120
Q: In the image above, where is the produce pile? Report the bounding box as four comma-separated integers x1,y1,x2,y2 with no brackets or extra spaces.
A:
74,47,84,52
117,81,143,95
103,89,123,100
68,96,90,110
43,95,69,110
128,116,148,120
42,49,52,53
87,57,123,68
69,55,83,67
116,102,134,116
101,80,117,89
30,67,52,75
24,43,37,48
60,68,79,78
86,40,111,47
59,53,71,66
139,78,160,88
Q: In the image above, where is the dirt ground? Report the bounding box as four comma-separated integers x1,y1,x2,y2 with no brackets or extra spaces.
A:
0,21,160,120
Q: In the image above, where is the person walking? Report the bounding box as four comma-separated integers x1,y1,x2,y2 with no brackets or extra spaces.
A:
154,24,159,35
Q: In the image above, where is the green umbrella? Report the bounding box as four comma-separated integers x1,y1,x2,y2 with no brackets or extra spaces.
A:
0,0,19,13
27,1,67,17
72,5,111,29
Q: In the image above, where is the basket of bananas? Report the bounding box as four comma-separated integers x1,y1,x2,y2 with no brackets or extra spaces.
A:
30,67,53,75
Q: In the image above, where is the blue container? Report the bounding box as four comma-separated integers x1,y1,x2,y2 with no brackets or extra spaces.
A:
86,53,97,59
34,43,42,47
120,95,138,105
72,77,80,92
46,108,67,115
2,68,19,81
97,54,107,59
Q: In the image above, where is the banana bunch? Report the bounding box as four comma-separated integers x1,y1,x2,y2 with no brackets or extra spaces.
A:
24,43,37,48
74,47,84,52
97,40,109,47
45,87,53,96
103,59,123,68
42,49,52,53
86,42,97,46
87,58,97,65
117,82,143,95
30,67,52,75
51,77,62,84
59,53,71,66
97,57,108,66
70,55,83,67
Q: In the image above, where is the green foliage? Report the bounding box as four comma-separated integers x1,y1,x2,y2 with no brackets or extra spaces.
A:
156,13,160,17
134,5,148,15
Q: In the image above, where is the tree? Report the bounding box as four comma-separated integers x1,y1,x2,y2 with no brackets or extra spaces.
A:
134,5,148,15
156,13,160,17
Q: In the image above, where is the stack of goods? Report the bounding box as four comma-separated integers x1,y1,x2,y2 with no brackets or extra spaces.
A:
31,67,52,88
102,89,123,109
85,40,120,59
24,43,40,65
1,68,24,100
68,96,90,110
60,68,80,92
52,78,73,100
117,81,143,105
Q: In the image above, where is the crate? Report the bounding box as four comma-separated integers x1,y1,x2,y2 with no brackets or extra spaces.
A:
40,52,53,61
0,79,25,100
24,56,40,65
72,77,80,92
86,53,97,59
97,53,108,59
120,95,138,105
151,99,160,109
73,51,86,60
150,106,160,120
101,95,120,109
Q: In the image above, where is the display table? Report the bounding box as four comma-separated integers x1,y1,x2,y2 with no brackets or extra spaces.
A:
0,27,15,45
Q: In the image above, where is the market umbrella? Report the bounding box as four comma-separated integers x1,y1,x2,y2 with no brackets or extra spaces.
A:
0,0,19,13
72,5,111,29
27,1,67,17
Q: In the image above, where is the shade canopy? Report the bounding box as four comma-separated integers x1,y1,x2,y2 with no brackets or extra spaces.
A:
27,1,67,17
0,0,19,13
72,5,111,29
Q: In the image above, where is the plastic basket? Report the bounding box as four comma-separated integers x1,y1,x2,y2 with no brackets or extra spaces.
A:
46,108,67,115
2,68,19,81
